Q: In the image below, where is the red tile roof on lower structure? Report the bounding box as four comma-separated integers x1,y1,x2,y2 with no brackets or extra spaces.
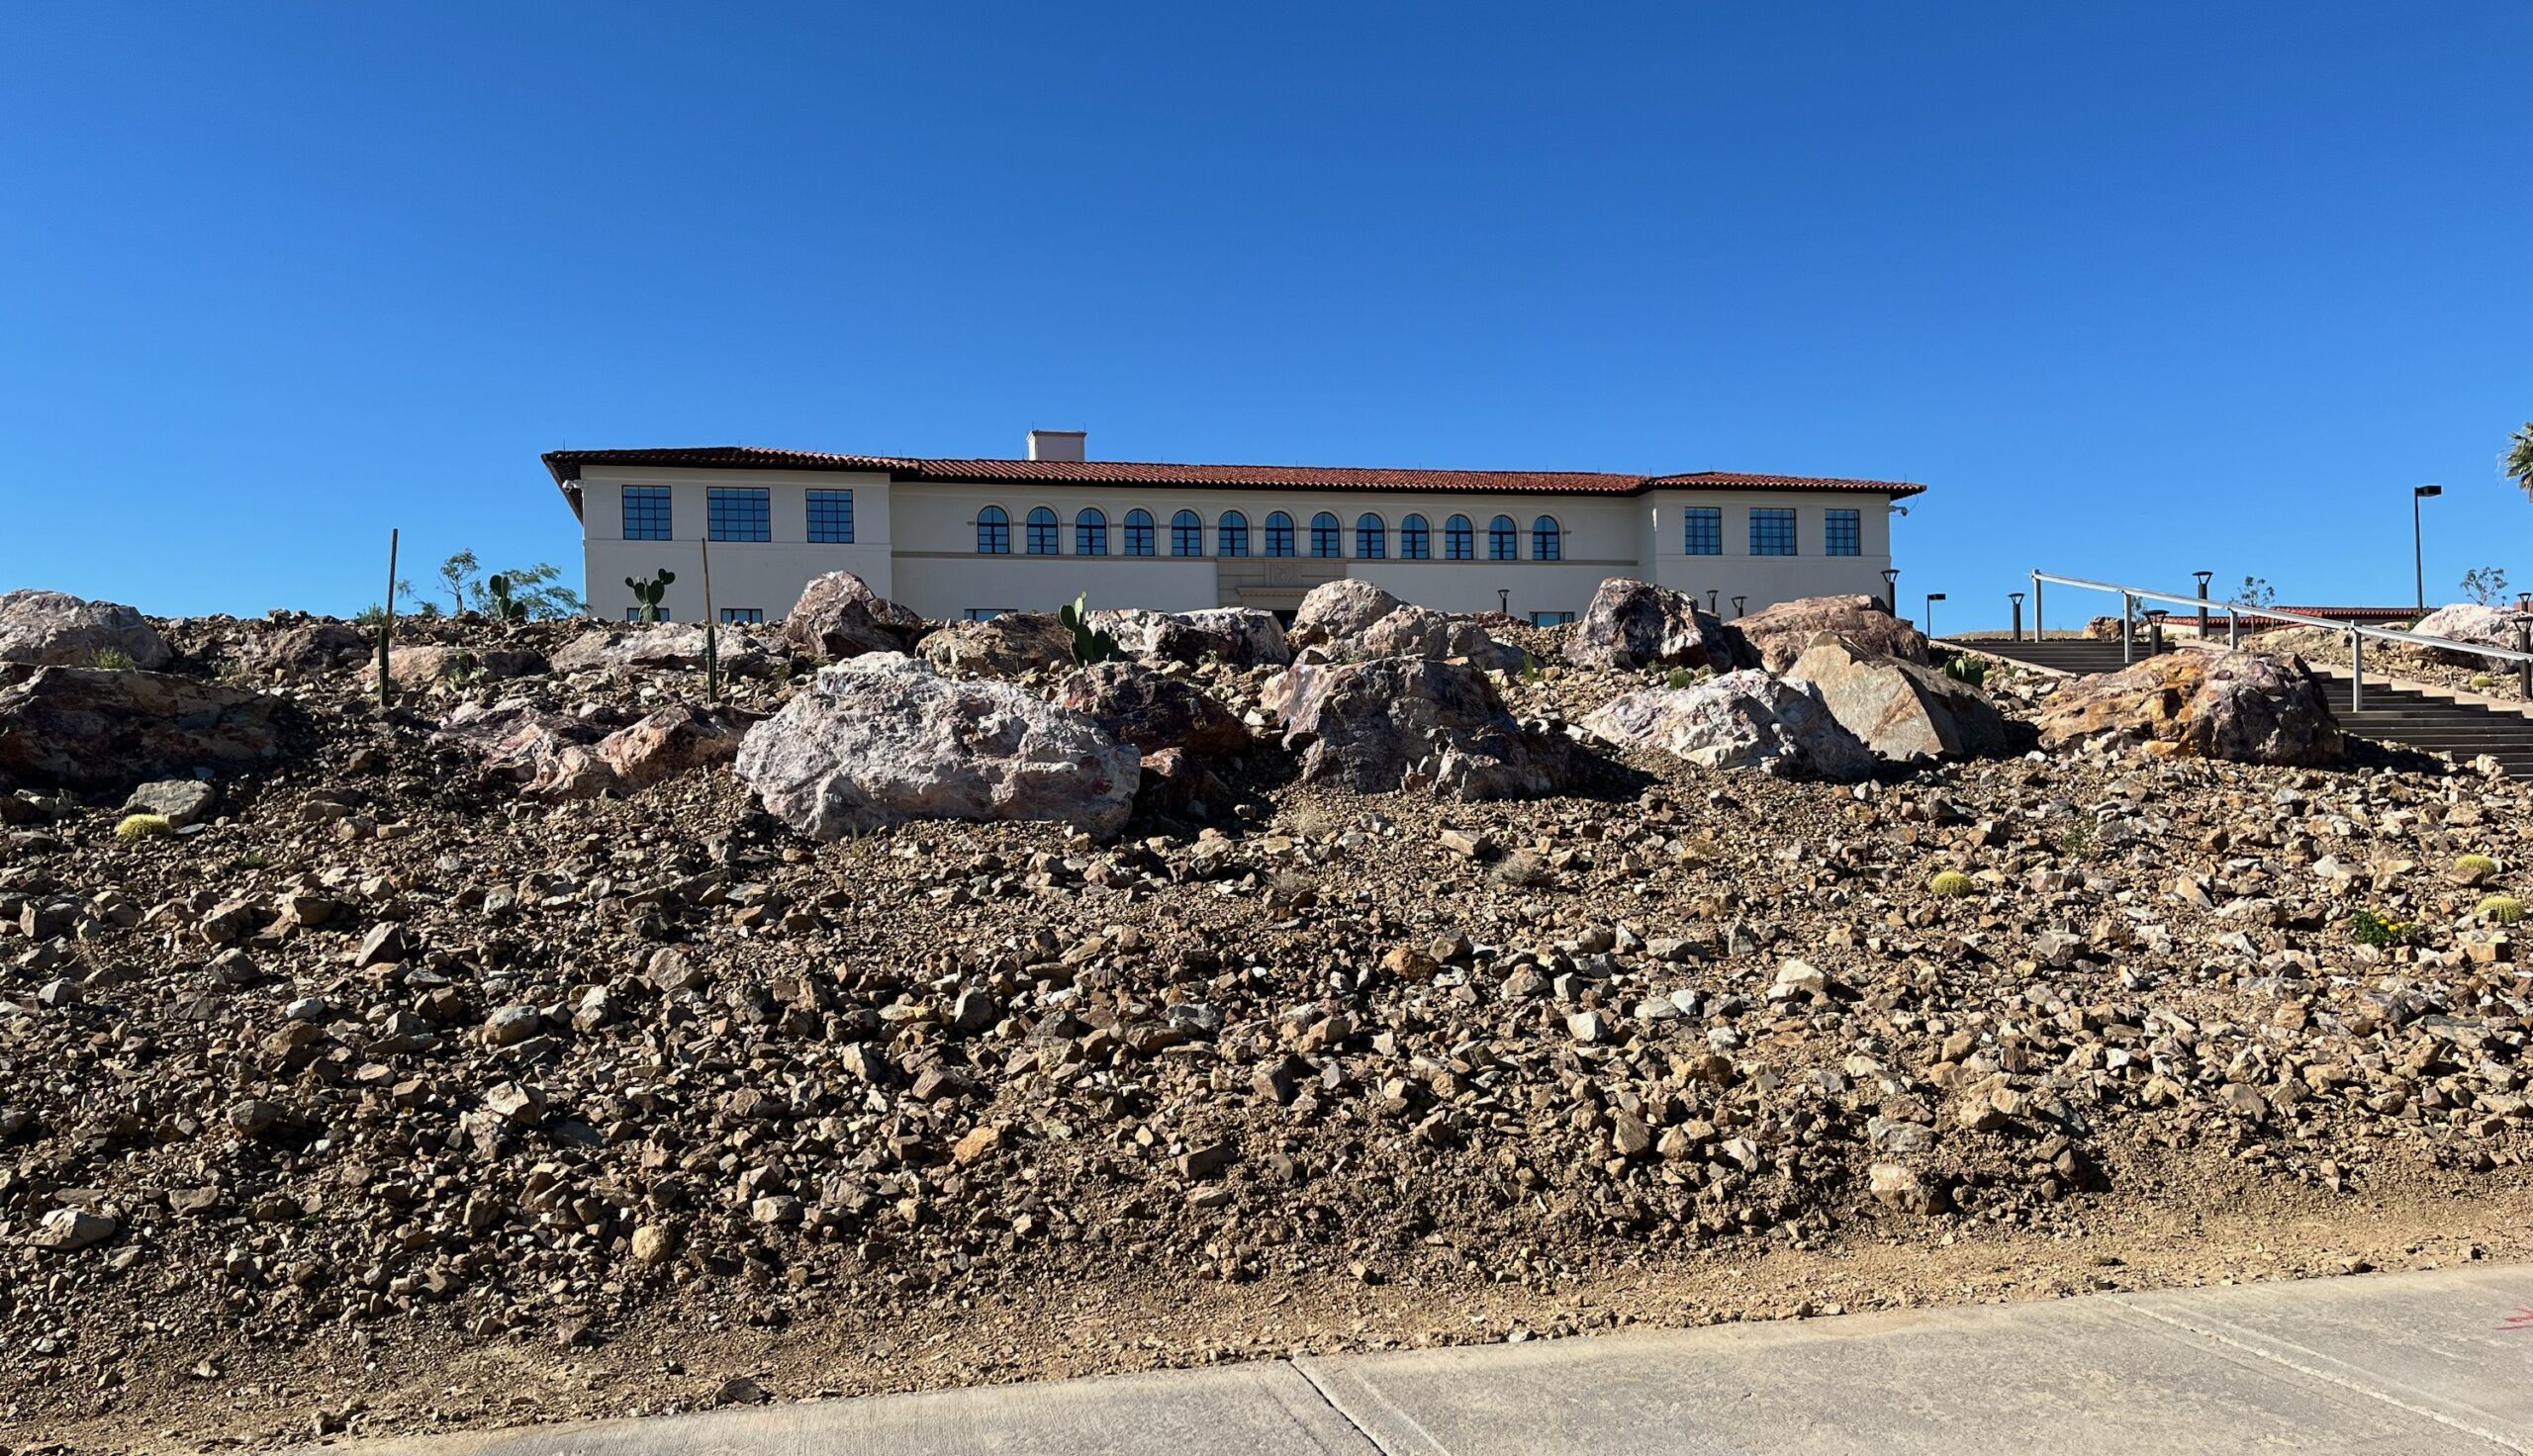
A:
540,445,1925,509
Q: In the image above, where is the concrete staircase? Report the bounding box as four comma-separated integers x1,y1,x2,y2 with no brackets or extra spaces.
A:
1961,637,2533,778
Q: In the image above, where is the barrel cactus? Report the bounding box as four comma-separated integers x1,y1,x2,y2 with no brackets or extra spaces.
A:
116,813,173,841
2454,854,2500,884
2476,894,2526,925
1927,869,1976,898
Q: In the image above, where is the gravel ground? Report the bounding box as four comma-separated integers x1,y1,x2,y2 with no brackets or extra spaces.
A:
6,614,2533,1452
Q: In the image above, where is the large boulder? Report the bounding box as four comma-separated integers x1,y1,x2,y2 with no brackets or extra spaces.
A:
0,667,287,790
1788,635,2013,762
550,624,777,679
1086,608,1241,667
2409,602,2531,667
1178,608,1291,667
369,644,547,691
1581,670,1874,780
1360,606,1528,672
436,700,743,799
735,654,1139,838
596,704,751,791
1564,579,1746,672
1732,594,1926,674
1056,662,1247,756
235,620,368,679
2035,650,2343,766
781,571,923,661
1292,580,1405,644
0,590,173,670
1262,656,1583,800
917,613,1077,678
434,701,619,799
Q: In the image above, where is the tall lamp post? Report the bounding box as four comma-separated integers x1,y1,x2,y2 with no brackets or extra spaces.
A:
2193,570,2213,639
1880,568,1901,615
1923,592,1946,638
2413,485,2442,612
2009,591,2025,642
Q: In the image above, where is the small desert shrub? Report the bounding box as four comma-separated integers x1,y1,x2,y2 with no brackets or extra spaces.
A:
2477,895,2526,925
89,647,138,671
1927,869,1976,898
115,813,173,841
1941,656,1989,688
2347,907,2414,948
2470,674,2496,690
2453,854,2500,882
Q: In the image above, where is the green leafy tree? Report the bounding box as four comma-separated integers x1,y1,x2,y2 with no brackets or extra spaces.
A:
2505,421,2533,500
2229,575,2277,609
437,550,480,614
2461,566,2511,605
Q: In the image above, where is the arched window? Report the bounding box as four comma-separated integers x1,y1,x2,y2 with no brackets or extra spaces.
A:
977,505,1010,555
1532,515,1562,562
1264,510,1296,557
1445,514,1473,561
1488,514,1518,561
1076,507,1108,557
1356,512,1386,559
1399,513,1430,560
1026,506,1061,555
1172,509,1203,556
1310,511,1342,557
1123,507,1155,556
1218,509,1250,558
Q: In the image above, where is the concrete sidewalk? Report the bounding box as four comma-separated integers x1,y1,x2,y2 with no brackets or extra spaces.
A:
312,1263,2533,1454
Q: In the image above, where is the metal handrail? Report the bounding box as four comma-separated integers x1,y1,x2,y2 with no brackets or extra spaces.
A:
2028,570,2533,713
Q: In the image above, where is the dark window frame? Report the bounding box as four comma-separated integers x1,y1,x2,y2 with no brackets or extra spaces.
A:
1683,506,1722,556
1749,507,1797,556
1217,509,1250,558
1076,507,1108,557
706,486,771,543
1309,511,1341,557
1172,509,1203,556
621,485,672,541
805,488,855,544
1026,506,1061,555
1399,513,1430,560
977,505,1010,555
1264,510,1296,557
1445,514,1473,560
1488,514,1518,561
1356,513,1386,559
1824,508,1860,557
1123,507,1155,556
1532,515,1562,562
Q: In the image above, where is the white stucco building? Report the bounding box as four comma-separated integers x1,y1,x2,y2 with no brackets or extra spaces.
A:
543,432,1922,626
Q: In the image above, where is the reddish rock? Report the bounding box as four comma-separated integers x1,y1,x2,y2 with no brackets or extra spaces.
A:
1057,662,1247,756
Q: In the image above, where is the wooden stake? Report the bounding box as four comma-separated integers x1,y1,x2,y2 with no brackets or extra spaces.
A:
379,527,400,710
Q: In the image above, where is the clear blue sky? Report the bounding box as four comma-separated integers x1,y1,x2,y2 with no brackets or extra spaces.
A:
4,3,2527,625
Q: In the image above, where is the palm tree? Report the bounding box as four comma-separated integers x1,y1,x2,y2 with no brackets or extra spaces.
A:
2507,421,2533,500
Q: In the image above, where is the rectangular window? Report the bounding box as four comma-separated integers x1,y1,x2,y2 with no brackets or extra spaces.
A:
1172,514,1203,556
1125,513,1156,556
966,607,1014,621
1310,516,1341,557
1825,508,1860,556
1749,507,1796,556
1489,517,1518,560
1446,518,1473,560
806,490,855,544
621,486,672,541
718,607,765,624
1682,506,1722,556
624,606,673,621
707,487,771,542
1530,610,1576,627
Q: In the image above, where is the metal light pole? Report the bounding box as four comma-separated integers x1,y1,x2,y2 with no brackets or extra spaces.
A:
2193,570,2212,639
1880,568,1900,615
1923,592,1945,638
2009,591,2025,642
2413,485,2442,612
1731,595,1746,619
1496,588,1510,616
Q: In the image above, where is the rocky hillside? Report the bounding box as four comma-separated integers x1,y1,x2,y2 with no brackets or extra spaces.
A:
3,578,2531,1449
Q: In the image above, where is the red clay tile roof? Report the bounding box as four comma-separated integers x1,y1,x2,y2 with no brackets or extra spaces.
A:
542,446,1923,512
